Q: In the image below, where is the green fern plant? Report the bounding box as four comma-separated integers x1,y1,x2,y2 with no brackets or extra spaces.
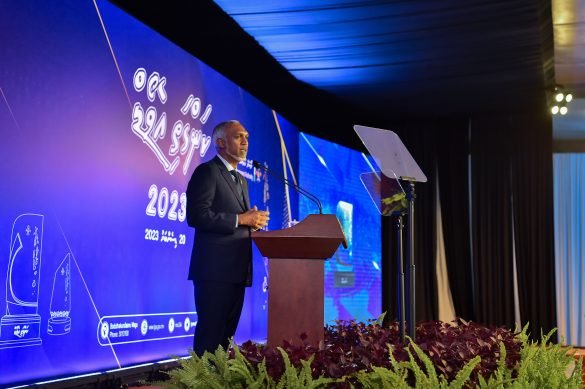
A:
407,338,481,388
505,328,581,389
154,346,231,389
353,340,481,389
476,342,515,388
478,326,582,389
154,345,266,388
273,347,337,388
155,343,337,389
153,325,583,388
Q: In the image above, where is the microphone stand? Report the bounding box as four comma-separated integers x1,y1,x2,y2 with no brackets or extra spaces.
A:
253,160,323,214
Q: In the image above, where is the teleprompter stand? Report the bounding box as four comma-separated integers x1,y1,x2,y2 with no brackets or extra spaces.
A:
354,125,427,343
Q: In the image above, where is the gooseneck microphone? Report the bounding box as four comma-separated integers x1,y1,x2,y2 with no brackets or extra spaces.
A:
252,160,323,214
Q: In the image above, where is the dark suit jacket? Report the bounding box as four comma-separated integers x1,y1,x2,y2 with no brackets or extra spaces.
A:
186,156,252,284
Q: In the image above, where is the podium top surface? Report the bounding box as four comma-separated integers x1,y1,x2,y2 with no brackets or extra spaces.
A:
251,214,347,259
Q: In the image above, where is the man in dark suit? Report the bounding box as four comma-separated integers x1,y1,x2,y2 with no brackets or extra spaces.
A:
186,120,269,356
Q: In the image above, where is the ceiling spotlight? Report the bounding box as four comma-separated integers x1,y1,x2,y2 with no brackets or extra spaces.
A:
551,86,573,115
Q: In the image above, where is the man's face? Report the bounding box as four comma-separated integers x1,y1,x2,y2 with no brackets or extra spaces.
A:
219,123,249,164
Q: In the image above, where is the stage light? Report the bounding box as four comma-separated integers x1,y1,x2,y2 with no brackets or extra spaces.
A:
551,86,573,115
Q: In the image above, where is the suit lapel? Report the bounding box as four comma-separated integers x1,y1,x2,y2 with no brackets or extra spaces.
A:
241,176,250,209
213,156,247,211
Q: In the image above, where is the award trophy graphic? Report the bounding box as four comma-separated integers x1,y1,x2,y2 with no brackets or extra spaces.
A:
336,201,353,262
0,214,44,349
334,201,354,287
47,253,71,335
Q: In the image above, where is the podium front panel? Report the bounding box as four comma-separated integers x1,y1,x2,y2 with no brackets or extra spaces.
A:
267,258,324,347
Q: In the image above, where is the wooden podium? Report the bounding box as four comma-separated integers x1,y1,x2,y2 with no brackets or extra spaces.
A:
252,214,347,348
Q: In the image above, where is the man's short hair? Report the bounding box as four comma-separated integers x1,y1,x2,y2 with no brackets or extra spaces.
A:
212,120,241,150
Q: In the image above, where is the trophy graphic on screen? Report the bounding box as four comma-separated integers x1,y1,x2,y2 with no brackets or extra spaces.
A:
0,214,44,349
336,201,353,262
47,253,71,335
334,201,355,288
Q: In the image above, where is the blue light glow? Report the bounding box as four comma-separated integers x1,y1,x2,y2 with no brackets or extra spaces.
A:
212,0,425,86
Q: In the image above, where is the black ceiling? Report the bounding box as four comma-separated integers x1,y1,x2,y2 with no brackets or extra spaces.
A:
109,0,554,149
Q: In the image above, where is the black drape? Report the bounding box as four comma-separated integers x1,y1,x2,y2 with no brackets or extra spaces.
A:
403,125,439,323
381,113,556,337
470,115,516,328
382,118,475,324
381,214,399,322
510,112,556,339
437,121,475,320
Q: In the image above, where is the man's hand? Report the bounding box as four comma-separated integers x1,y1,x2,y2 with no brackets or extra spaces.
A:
238,206,270,230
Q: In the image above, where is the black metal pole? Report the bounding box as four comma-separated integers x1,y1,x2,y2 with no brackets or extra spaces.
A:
404,181,416,340
395,214,406,344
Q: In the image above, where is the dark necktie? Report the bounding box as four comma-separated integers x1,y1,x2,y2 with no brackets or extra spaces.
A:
230,170,244,202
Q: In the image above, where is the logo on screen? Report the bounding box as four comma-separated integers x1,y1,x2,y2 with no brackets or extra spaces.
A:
131,67,212,176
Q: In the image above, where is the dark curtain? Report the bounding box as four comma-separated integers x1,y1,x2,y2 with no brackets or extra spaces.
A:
403,125,439,323
382,114,556,337
510,112,556,339
469,115,516,328
381,117,476,323
381,214,399,322
437,121,475,320
468,112,556,335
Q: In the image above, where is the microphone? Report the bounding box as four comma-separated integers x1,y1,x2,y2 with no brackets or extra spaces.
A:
252,160,323,214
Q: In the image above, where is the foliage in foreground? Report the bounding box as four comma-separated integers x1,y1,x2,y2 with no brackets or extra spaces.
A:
156,320,583,388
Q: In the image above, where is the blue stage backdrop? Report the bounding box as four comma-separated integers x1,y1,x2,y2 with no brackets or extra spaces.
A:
0,0,380,385
299,133,382,324
0,0,297,385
